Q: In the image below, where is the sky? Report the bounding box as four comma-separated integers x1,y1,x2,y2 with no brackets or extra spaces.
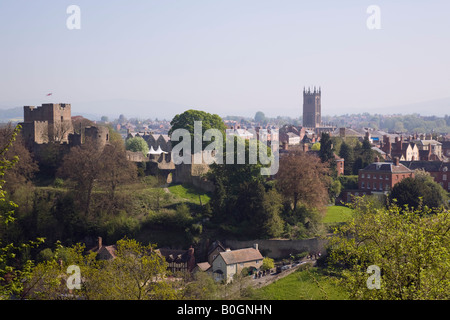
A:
1,0,450,120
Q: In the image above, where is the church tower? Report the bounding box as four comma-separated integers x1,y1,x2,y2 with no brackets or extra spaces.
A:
303,86,321,128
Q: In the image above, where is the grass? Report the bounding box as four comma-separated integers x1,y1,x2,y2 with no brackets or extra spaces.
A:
322,205,354,224
250,266,348,300
167,183,211,205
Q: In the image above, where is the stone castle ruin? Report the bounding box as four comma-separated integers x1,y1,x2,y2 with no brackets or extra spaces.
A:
20,103,109,160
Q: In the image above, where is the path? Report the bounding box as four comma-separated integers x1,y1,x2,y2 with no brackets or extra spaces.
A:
250,259,317,289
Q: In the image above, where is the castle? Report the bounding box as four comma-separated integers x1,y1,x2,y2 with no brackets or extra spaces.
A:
20,103,109,158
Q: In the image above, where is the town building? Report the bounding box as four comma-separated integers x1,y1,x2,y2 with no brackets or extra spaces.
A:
401,160,450,192
358,157,415,193
303,87,321,129
210,245,263,283
156,247,196,274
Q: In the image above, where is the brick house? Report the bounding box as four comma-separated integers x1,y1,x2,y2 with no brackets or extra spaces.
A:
358,157,415,193
401,160,450,193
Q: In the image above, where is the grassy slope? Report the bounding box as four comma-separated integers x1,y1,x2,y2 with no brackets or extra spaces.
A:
251,267,348,300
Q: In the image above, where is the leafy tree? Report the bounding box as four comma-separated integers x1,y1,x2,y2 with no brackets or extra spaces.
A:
168,109,227,151
0,124,38,195
319,132,334,164
328,198,450,299
389,172,448,210
125,136,149,156
338,141,354,175
254,111,266,124
311,142,321,151
0,124,44,299
261,257,274,271
23,239,178,300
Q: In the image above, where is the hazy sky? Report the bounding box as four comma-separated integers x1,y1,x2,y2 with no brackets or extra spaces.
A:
1,0,450,119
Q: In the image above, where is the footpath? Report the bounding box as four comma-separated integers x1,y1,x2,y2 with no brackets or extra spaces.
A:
250,258,317,289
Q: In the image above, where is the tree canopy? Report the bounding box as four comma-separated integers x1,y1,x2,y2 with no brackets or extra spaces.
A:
328,197,450,299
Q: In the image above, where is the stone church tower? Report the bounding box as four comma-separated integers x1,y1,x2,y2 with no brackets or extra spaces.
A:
302,87,321,128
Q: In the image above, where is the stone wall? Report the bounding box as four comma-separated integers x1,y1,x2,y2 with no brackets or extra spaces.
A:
224,238,329,259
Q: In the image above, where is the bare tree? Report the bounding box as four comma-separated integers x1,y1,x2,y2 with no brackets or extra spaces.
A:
276,151,331,212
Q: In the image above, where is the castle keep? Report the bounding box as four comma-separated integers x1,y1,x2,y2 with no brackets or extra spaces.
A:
20,103,109,158
21,103,74,146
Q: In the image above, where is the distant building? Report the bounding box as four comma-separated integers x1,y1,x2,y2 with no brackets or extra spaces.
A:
358,157,415,193
303,87,321,129
156,247,196,274
401,160,450,192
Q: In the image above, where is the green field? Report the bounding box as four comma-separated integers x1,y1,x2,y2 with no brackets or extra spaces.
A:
250,267,348,300
322,205,354,224
167,183,211,205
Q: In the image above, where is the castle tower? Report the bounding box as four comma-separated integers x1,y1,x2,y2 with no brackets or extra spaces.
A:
302,86,321,128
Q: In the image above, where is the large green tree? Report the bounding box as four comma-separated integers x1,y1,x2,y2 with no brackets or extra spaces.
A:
169,109,227,151
328,198,450,300
389,171,449,210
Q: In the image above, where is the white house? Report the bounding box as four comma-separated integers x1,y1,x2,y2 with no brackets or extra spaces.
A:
211,245,263,283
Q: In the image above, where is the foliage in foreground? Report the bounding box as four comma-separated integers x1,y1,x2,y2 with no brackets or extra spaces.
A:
327,197,450,300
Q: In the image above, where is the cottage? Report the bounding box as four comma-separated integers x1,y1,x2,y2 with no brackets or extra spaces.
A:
211,245,263,283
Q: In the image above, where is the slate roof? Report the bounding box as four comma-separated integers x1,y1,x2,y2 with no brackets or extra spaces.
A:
218,248,263,265
360,162,413,173
401,160,450,172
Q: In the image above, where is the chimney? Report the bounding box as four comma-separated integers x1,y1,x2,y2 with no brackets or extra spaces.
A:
98,237,103,248
254,243,259,251
393,157,399,166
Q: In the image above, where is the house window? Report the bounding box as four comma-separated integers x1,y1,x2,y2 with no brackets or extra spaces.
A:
367,182,370,189
361,174,365,178
361,182,365,188
373,174,377,179
367,174,371,178
385,176,389,180
443,174,447,181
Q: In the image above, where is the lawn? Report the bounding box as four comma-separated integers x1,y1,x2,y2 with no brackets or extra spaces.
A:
251,267,348,300
322,205,354,224
167,183,211,205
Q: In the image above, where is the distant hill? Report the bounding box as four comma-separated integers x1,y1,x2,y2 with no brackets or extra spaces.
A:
0,107,23,122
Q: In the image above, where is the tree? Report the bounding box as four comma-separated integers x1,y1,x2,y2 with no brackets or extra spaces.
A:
0,124,44,299
328,198,450,300
261,257,274,271
338,141,354,175
168,109,227,151
99,140,138,202
254,111,266,124
207,136,279,238
23,239,179,300
276,151,331,212
389,173,448,210
0,124,38,195
319,132,334,164
125,136,149,156
57,140,102,216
